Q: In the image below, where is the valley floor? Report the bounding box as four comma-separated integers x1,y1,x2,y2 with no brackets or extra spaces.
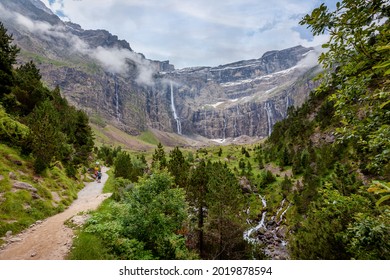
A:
0,168,111,260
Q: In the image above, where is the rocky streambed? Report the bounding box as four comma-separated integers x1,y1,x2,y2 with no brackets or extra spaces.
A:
244,196,291,260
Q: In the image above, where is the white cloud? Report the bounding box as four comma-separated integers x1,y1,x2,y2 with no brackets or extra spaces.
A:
26,1,338,68
0,3,156,85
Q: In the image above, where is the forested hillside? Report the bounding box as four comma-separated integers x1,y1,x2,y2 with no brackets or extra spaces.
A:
69,0,389,260
0,22,94,241
262,0,390,259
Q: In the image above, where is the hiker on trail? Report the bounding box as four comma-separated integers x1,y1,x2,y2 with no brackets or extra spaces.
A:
97,171,102,183
94,161,101,179
94,165,99,177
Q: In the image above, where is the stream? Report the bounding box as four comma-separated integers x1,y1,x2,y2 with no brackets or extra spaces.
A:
243,195,290,260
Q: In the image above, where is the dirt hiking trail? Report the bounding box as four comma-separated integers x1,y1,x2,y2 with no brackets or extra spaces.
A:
0,167,111,260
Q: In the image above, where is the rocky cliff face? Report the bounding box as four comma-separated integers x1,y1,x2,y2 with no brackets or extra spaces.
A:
149,46,320,140
1,0,321,143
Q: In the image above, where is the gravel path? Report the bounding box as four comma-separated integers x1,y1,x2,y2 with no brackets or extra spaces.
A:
0,167,111,260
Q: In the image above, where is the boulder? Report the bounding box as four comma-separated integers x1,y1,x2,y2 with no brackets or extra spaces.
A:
13,181,38,193
239,176,253,193
9,172,17,180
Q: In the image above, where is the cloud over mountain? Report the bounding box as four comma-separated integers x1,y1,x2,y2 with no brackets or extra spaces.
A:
0,3,156,85
41,0,337,68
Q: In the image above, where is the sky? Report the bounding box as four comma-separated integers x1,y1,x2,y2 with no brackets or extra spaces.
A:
40,0,338,69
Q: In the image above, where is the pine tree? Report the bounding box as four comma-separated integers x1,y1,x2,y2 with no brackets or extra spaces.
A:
26,99,64,173
12,61,49,115
71,109,94,165
187,160,209,257
114,152,133,180
204,162,248,259
168,146,189,188
151,142,167,170
0,22,19,99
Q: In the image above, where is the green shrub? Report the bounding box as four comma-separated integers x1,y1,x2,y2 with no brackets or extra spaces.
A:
0,105,29,144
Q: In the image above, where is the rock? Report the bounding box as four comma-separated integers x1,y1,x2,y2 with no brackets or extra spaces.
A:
0,175,4,181
17,170,27,176
12,160,23,166
5,155,23,166
9,172,17,180
31,193,41,199
239,176,253,193
51,191,61,202
12,181,38,193
30,252,37,257
258,227,267,235
9,237,22,243
276,226,288,238
70,214,91,227
5,231,12,238
267,220,276,227
264,231,274,240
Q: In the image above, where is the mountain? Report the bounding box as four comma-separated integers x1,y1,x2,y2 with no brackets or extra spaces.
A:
155,46,320,141
0,0,320,145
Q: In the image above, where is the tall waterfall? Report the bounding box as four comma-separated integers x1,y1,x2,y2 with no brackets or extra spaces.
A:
170,81,182,135
264,102,274,136
284,95,292,118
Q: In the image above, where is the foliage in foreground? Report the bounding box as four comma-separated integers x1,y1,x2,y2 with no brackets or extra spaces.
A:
71,171,197,260
0,22,94,240
262,0,390,259
0,22,94,174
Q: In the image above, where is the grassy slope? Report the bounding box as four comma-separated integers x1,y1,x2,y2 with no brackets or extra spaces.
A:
0,143,87,244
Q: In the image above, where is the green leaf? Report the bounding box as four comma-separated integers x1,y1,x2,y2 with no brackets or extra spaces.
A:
373,60,390,69
380,99,390,109
376,45,390,51
376,195,390,207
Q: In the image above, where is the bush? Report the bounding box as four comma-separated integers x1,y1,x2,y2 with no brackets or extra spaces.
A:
0,105,29,144
257,170,276,188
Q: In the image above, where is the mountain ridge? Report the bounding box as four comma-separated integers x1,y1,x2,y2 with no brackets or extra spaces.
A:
1,0,320,146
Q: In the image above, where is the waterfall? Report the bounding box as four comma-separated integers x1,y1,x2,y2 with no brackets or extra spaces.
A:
264,102,274,136
278,204,290,224
274,199,286,220
244,195,291,259
243,194,267,244
260,194,267,208
286,96,290,111
284,95,292,118
243,211,267,244
170,81,182,135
